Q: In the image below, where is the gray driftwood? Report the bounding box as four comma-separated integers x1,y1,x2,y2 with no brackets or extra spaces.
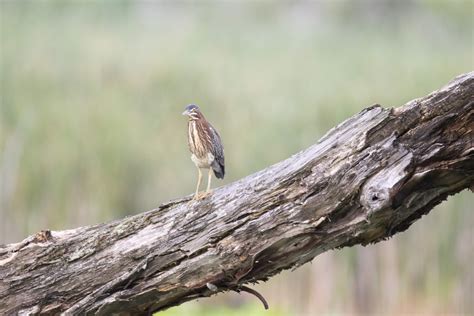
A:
1,72,473,315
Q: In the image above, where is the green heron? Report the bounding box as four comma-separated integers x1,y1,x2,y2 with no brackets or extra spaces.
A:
182,104,225,199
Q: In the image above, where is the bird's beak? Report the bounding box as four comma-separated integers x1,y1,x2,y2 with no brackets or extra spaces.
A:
182,110,189,116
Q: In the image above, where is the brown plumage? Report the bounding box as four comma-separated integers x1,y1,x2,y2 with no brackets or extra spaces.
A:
182,104,224,199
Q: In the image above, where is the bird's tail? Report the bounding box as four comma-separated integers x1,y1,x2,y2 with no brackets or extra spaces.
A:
212,163,225,179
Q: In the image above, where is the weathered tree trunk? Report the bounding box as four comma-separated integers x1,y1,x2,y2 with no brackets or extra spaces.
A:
1,72,473,315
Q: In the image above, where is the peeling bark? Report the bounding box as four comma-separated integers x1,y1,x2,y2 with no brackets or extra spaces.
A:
1,72,473,315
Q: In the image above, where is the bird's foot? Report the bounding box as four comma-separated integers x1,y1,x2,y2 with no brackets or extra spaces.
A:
193,191,212,200
192,192,205,200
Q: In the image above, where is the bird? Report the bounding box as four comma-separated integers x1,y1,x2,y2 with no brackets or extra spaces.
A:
182,104,225,200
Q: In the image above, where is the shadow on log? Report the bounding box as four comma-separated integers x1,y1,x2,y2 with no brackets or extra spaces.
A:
1,72,473,315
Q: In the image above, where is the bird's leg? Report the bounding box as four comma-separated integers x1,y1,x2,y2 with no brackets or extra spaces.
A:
193,168,202,200
206,168,213,194
195,169,213,200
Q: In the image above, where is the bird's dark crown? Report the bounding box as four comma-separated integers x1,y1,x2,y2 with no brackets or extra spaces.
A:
185,104,200,112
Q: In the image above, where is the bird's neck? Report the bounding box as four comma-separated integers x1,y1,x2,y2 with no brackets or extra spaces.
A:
188,112,204,122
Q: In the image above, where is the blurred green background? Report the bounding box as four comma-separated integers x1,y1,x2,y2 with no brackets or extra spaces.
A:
1,1,473,315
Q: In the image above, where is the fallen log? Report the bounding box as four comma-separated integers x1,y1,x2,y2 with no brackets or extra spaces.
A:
1,72,473,315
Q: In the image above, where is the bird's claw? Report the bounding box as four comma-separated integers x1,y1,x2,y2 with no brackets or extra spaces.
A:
193,191,212,200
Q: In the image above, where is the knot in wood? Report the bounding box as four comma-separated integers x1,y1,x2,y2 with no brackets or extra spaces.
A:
360,186,390,214
360,151,413,216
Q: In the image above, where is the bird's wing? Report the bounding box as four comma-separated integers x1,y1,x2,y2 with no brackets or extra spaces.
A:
209,124,225,171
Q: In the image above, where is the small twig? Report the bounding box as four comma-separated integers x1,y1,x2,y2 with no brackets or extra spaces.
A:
207,280,269,310
233,285,269,310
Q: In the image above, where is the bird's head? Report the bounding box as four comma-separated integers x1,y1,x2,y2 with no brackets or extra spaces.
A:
182,104,201,120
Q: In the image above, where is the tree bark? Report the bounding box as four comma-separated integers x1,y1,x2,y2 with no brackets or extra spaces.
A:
1,72,473,316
